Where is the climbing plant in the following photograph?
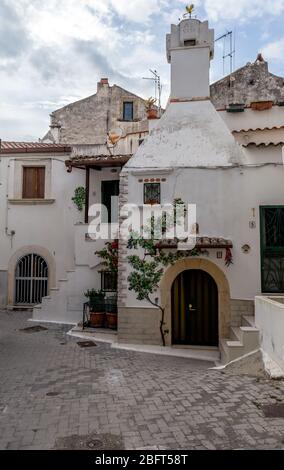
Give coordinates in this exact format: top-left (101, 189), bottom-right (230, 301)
top-left (127, 199), bottom-right (204, 346)
top-left (72, 186), bottom-right (86, 212)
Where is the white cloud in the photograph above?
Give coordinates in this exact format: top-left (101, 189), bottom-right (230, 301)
top-left (262, 37), bottom-right (284, 60)
top-left (203, 0), bottom-right (284, 22)
top-left (1, 0), bottom-right (284, 140)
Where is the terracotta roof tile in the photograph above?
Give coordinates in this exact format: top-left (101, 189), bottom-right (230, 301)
top-left (233, 125), bottom-right (284, 134)
top-left (0, 141), bottom-right (71, 154)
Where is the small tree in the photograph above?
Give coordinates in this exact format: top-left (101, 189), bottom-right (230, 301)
top-left (127, 200), bottom-right (202, 346)
top-left (96, 241), bottom-right (119, 291)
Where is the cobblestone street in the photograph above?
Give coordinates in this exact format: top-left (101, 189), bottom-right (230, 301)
top-left (0, 311), bottom-right (284, 450)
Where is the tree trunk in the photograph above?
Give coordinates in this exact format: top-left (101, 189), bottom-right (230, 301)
top-left (146, 296), bottom-right (166, 346)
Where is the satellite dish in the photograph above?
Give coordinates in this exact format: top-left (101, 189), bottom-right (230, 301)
top-left (108, 127), bottom-right (123, 145)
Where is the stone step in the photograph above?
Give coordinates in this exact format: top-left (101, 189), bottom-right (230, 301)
top-left (242, 315), bottom-right (256, 327)
top-left (220, 338), bottom-right (245, 364)
top-left (231, 326), bottom-right (260, 352)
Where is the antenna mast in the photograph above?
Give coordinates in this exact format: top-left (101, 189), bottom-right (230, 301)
top-left (215, 30), bottom-right (236, 75)
top-left (142, 69), bottom-right (162, 116)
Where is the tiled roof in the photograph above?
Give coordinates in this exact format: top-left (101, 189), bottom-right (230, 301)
top-left (0, 141), bottom-right (71, 154)
top-left (67, 154), bottom-right (132, 168)
top-left (233, 126), bottom-right (284, 133)
top-left (243, 142), bottom-right (284, 147)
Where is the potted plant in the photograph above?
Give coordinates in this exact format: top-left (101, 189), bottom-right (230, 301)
top-left (145, 97), bottom-right (158, 119)
top-left (105, 295), bottom-right (118, 330)
top-left (96, 241), bottom-right (118, 329)
top-left (84, 289), bottom-right (105, 328)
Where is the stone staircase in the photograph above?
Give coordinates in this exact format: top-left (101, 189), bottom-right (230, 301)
top-left (220, 315), bottom-right (260, 364)
top-left (32, 267), bottom-right (95, 325)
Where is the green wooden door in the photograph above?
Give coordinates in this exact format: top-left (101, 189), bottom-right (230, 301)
top-left (171, 270), bottom-right (218, 346)
top-left (260, 206), bottom-right (284, 293)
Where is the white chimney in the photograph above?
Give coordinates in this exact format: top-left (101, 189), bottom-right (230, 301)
top-left (124, 16), bottom-right (246, 170)
top-left (166, 19), bottom-right (214, 101)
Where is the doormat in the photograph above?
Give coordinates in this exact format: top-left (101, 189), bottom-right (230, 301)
top-left (54, 432), bottom-right (124, 450)
top-left (262, 403), bottom-right (284, 418)
top-left (20, 325), bottom-right (48, 333)
top-left (77, 341), bottom-right (97, 348)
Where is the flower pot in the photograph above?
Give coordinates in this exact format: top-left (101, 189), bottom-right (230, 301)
top-left (90, 311), bottom-right (105, 328)
top-left (146, 108), bottom-right (158, 120)
top-left (226, 103), bottom-right (245, 113)
top-left (251, 101), bottom-right (273, 111)
top-left (106, 312), bottom-right (117, 330)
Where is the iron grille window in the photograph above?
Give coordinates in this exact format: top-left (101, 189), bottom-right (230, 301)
top-left (15, 253), bottom-right (48, 304)
top-left (260, 206), bottom-right (284, 293)
top-left (144, 183), bottom-right (161, 205)
top-left (101, 271), bottom-right (117, 292)
top-left (123, 102), bottom-right (134, 121)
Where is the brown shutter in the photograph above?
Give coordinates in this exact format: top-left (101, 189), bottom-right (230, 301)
top-left (23, 167), bottom-right (45, 199)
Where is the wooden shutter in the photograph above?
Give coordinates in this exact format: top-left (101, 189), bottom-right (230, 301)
top-left (22, 167), bottom-right (45, 199)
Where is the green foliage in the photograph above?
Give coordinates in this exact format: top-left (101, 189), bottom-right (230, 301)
top-left (144, 97), bottom-right (157, 110)
top-left (72, 186), bottom-right (86, 212)
top-left (127, 199), bottom-right (200, 304)
top-left (96, 241), bottom-right (118, 275)
top-left (84, 289), bottom-right (105, 301)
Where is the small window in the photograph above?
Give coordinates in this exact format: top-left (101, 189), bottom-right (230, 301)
top-left (123, 102), bottom-right (134, 121)
top-left (144, 183), bottom-right (161, 205)
top-left (184, 39), bottom-right (196, 46)
top-left (101, 271), bottom-right (117, 292)
top-left (22, 167), bottom-right (45, 199)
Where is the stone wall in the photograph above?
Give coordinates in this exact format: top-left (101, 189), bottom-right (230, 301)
top-left (117, 171), bottom-right (129, 308)
top-left (230, 299), bottom-right (255, 327)
top-left (45, 80), bottom-right (148, 145)
top-left (118, 307), bottom-right (162, 345)
top-left (211, 60), bottom-right (284, 109)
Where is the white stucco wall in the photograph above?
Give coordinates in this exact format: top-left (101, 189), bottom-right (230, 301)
top-left (255, 296), bottom-right (284, 371)
top-left (122, 161), bottom-right (284, 309)
top-left (0, 152), bottom-right (85, 306)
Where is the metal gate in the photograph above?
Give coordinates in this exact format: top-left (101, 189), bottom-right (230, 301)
top-left (15, 254), bottom-right (48, 305)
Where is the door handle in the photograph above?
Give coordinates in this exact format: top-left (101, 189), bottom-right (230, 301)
top-left (189, 304), bottom-right (197, 312)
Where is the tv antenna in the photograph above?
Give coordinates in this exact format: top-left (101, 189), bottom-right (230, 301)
top-left (215, 30), bottom-right (236, 75)
top-left (142, 69), bottom-right (162, 115)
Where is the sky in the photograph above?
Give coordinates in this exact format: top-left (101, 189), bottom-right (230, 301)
top-left (1, 0), bottom-right (284, 141)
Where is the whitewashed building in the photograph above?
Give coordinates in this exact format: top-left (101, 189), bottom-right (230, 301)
top-left (0, 81), bottom-right (149, 321)
top-left (1, 15), bottom-right (284, 367)
top-left (117, 17), bottom-right (284, 363)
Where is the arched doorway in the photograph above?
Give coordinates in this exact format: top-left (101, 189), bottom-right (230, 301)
top-left (15, 253), bottom-right (48, 305)
top-left (171, 269), bottom-right (218, 346)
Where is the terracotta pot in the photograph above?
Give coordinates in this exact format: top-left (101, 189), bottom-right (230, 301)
top-left (90, 311), bottom-right (105, 328)
top-left (251, 101), bottom-right (273, 111)
top-left (146, 108), bottom-right (158, 120)
top-left (106, 312), bottom-right (117, 330)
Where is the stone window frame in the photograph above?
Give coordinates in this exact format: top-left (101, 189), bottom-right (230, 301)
top-left (119, 97), bottom-right (140, 122)
top-left (8, 158), bottom-right (54, 204)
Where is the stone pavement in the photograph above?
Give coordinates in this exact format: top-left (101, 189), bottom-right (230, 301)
top-left (0, 311), bottom-right (284, 450)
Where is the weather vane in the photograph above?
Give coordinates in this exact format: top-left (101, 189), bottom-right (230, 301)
top-left (184, 4), bottom-right (195, 18)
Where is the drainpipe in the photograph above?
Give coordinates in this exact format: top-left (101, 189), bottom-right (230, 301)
top-left (5, 160), bottom-right (16, 248)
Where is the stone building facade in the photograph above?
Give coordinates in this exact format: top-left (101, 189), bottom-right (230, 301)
top-left (43, 78), bottom-right (149, 145)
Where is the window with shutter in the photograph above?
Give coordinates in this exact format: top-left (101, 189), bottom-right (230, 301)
top-left (22, 167), bottom-right (45, 199)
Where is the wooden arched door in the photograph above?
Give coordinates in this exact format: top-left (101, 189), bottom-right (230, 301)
top-left (171, 269), bottom-right (218, 346)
